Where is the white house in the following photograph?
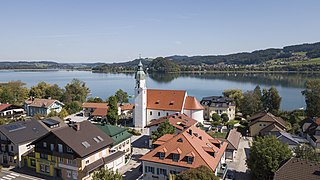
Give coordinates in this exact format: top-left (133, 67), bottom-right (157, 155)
top-left (24, 98), bottom-right (64, 117)
top-left (133, 61), bottom-right (204, 128)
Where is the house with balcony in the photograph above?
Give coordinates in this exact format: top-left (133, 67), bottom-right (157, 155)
top-left (24, 98), bottom-right (64, 117)
top-left (200, 96), bottom-right (236, 121)
top-left (0, 119), bottom-right (48, 167)
top-left (95, 123), bottom-right (132, 162)
top-left (26, 121), bottom-right (125, 180)
top-left (0, 103), bottom-right (25, 119)
top-left (140, 126), bottom-right (228, 180)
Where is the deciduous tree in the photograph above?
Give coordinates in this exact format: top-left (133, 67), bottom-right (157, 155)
top-left (302, 80), bottom-right (320, 118)
top-left (151, 120), bottom-right (175, 141)
top-left (107, 96), bottom-right (119, 125)
top-left (176, 165), bottom-right (218, 180)
top-left (93, 168), bottom-right (122, 180)
top-left (247, 136), bottom-right (292, 179)
top-left (261, 87), bottom-right (281, 115)
top-left (223, 89), bottom-right (243, 109)
top-left (63, 79), bottom-right (90, 103)
top-left (115, 89), bottom-right (129, 105)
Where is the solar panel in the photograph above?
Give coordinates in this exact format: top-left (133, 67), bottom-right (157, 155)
top-left (81, 141), bottom-right (91, 148)
top-left (42, 119), bottom-right (60, 126)
top-left (5, 123), bottom-right (26, 132)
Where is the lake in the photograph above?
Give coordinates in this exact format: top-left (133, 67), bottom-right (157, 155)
top-left (0, 70), bottom-right (318, 110)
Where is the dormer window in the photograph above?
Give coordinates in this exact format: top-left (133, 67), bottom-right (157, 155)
top-left (169, 101), bottom-right (174, 105)
top-left (156, 100), bottom-right (160, 104)
top-left (172, 154), bottom-right (180, 162)
top-left (187, 156), bottom-right (194, 164)
top-left (159, 152), bottom-right (165, 160)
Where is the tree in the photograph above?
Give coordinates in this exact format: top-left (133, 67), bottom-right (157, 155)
top-left (58, 108), bottom-right (69, 119)
top-left (176, 165), bottom-right (218, 180)
top-left (65, 101), bottom-right (82, 114)
top-left (221, 113), bottom-right (229, 122)
top-left (223, 89), bottom-right (243, 109)
top-left (211, 113), bottom-right (221, 122)
top-left (302, 80), bottom-right (320, 118)
top-left (92, 167), bottom-right (122, 180)
top-left (30, 82), bottom-right (63, 101)
top-left (63, 79), bottom-right (90, 103)
top-left (47, 110), bottom-right (58, 118)
top-left (151, 120), bottom-right (175, 141)
top-left (115, 89), bottom-right (129, 105)
top-left (261, 87), bottom-right (281, 115)
top-left (107, 96), bottom-right (119, 125)
top-left (148, 57), bottom-right (180, 73)
top-left (0, 81), bottom-right (29, 105)
top-left (294, 145), bottom-right (320, 162)
top-left (87, 97), bottom-right (104, 103)
top-left (247, 136), bottom-right (292, 179)
top-left (240, 87), bottom-right (263, 117)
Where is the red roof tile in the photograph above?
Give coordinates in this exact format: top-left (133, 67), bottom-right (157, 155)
top-left (184, 96), bottom-right (204, 110)
top-left (140, 126), bottom-right (228, 172)
top-left (92, 108), bottom-right (109, 116)
top-left (0, 104), bottom-right (11, 111)
top-left (147, 89), bottom-right (186, 111)
top-left (82, 102), bottom-right (108, 109)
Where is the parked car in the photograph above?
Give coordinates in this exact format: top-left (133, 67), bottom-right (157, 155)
top-left (225, 170), bottom-right (235, 180)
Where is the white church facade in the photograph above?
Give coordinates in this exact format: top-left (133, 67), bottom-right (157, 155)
top-left (133, 61), bottom-right (204, 128)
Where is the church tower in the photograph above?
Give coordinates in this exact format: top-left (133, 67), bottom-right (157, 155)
top-left (133, 60), bottom-right (147, 128)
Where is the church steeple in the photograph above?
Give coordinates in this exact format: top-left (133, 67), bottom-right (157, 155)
top-left (134, 58), bottom-right (147, 128)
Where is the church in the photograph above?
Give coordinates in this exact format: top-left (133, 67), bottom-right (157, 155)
top-left (133, 61), bottom-right (204, 128)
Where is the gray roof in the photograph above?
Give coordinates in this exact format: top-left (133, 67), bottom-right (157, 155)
top-left (226, 129), bottom-right (241, 150)
top-left (200, 96), bottom-right (235, 107)
top-left (49, 121), bottom-right (114, 157)
top-left (0, 119), bottom-right (49, 144)
top-left (276, 132), bottom-right (309, 145)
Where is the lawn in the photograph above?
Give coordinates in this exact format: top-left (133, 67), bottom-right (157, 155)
top-left (289, 58), bottom-right (320, 66)
top-left (293, 51), bottom-right (307, 56)
top-left (207, 131), bottom-right (228, 139)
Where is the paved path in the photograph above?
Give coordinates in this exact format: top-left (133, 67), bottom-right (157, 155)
top-left (0, 170), bottom-right (45, 180)
top-left (227, 137), bottom-right (252, 179)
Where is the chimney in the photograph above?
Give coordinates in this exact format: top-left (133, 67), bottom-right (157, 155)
top-left (48, 97), bottom-right (51, 100)
top-left (73, 123), bottom-right (80, 131)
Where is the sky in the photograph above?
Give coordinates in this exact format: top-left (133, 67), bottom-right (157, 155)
top-left (0, 0), bottom-right (320, 63)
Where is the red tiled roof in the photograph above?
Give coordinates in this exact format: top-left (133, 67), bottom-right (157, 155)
top-left (140, 126), bottom-right (228, 172)
top-left (0, 104), bottom-right (11, 111)
top-left (147, 89), bottom-right (186, 111)
top-left (119, 103), bottom-right (134, 111)
top-left (146, 113), bottom-right (197, 130)
top-left (92, 108), bottom-right (109, 116)
top-left (184, 96), bottom-right (204, 110)
top-left (82, 102), bottom-right (108, 109)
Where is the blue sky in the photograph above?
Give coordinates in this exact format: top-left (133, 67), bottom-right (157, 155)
top-left (1, 0), bottom-right (320, 63)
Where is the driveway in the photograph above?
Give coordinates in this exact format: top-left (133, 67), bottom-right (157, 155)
top-left (227, 137), bottom-right (252, 179)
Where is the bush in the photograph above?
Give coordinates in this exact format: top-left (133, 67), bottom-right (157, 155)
top-left (211, 113), bottom-right (221, 122)
top-left (127, 128), bottom-right (141, 136)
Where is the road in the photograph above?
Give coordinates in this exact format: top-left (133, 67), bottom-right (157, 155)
top-left (0, 170), bottom-right (44, 180)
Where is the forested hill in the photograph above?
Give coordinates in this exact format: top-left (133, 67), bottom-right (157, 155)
top-left (167, 42), bottom-right (320, 65)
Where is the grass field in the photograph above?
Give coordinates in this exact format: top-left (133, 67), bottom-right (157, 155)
top-left (289, 58), bottom-right (320, 66)
top-left (207, 132), bottom-right (228, 139)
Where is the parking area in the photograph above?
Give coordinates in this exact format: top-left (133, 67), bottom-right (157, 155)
top-left (226, 137), bottom-right (252, 180)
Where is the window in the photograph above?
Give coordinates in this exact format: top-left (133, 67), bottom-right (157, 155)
top-left (166, 113), bottom-right (169, 116)
top-left (159, 152), bottom-right (164, 160)
top-left (126, 140), bottom-right (129, 144)
top-left (67, 170), bottom-right (71, 178)
top-left (58, 144), bottom-right (63, 153)
top-left (158, 112), bottom-right (160, 116)
top-left (145, 166), bottom-right (155, 174)
top-left (86, 160), bottom-right (89, 164)
top-left (157, 168), bottom-right (167, 175)
top-left (40, 153), bottom-right (48, 159)
top-left (170, 170), bottom-right (178, 175)
top-left (43, 142), bottom-right (47, 148)
top-left (58, 157), bottom-right (63, 163)
top-left (67, 159), bottom-right (76, 165)
top-left (150, 111), bottom-right (152, 115)
top-left (72, 171), bottom-right (78, 179)
top-left (30, 159), bottom-right (36, 167)
top-left (40, 164), bottom-right (50, 173)
top-left (187, 156), bottom-right (194, 164)
top-left (172, 154), bottom-right (179, 162)
top-left (50, 144), bottom-right (54, 151)
top-left (67, 146), bottom-right (73, 153)
top-left (11, 146), bottom-right (13, 151)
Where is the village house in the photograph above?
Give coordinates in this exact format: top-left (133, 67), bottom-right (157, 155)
top-left (26, 121), bottom-right (125, 180)
top-left (224, 129), bottom-right (241, 161)
top-left (0, 119), bottom-right (48, 167)
top-left (24, 98), bottom-right (64, 117)
top-left (300, 117), bottom-right (320, 149)
top-left (140, 126), bottom-right (228, 180)
top-left (0, 103), bottom-right (25, 119)
top-left (274, 131), bottom-right (309, 150)
top-left (200, 96), bottom-right (236, 121)
top-left (134, 61), bottom-right (204, 128)
top-left (95, 123), bottom-right (132, 161)
top-left (274, 158), bottom-right (320, 180)
top-left (82, 102), bottom-right (133, 120)
top-left (248, 112), bottom-right (287, 137)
